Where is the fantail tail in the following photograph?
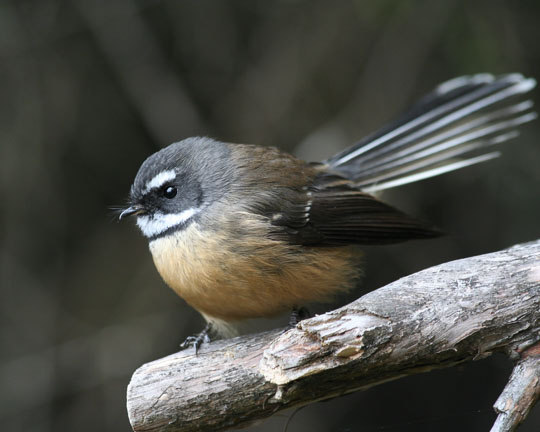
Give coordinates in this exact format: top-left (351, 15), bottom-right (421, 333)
top-left (325, 73), bottom-right (537, 193)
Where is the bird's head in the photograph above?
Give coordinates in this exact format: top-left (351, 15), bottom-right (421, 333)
top-left (119, 137), bottom-right (232, 240)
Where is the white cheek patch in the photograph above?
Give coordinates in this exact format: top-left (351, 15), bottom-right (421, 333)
top-left (136, 208), bottom-right (199, 238)
top-left (144, 169), bottom-right (176, 193)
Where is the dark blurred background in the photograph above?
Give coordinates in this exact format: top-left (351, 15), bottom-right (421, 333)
top-left (1, 1), bottom-right (539, 431)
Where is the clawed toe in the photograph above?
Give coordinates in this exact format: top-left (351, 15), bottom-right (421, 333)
top-left (289, 306), bottom-right (311, 327)
top-left (180, 323), bottom-right (212, 354)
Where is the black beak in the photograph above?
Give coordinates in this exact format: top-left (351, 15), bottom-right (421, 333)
top-left (119, 205), bottom-right (146, 220)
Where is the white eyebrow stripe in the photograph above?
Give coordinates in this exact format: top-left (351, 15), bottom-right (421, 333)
top-left (144, 169), bottom-right (176, 193)
top-left (136, 208), bottom-right (199, 238)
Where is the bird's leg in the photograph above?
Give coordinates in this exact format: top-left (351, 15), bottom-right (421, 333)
top-left (180, 322), bottom-right (212, 354)
top-left (289, 306), bottom-right (311, 327)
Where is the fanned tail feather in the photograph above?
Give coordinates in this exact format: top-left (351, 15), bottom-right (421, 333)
top-left (325, 73), bottom-right (537, 192)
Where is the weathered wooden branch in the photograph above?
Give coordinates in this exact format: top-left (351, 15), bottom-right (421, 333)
top-left (492, 342), bottom-right (540, 432)
top-left (127, 240), bottom-right (540, 432)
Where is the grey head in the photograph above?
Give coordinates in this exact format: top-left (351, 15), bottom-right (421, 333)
top-left (120, 137), bottom-right (233, 240)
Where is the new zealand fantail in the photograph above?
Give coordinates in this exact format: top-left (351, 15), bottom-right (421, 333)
top-left (120, 73), bottom-right (536, 350)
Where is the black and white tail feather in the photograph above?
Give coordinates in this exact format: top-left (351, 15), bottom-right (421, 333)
top-left (325, 73), bottom-right (537, 192)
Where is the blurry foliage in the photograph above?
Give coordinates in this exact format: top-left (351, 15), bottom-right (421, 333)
top-left (0, 1), bottom-right (539, 431)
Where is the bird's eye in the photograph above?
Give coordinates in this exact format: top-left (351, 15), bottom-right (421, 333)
top-left (163, 186), bottom-right (177, 199)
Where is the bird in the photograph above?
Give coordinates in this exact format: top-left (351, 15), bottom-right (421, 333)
top-left (119, 73), bottom-right (536, 351)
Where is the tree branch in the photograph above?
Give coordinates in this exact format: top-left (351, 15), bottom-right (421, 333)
top-left (127, 240), bottom-right (540, 432)
top-left (492, 341), bottom-right (540, 432)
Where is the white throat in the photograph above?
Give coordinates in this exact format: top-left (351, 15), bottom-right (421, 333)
top-left (137, 208), bottom-right (200, 238)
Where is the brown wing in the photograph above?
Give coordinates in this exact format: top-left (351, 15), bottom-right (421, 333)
top-left (268, 170), bottom-right (441, 246)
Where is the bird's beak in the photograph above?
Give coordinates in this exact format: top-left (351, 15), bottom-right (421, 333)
top-left (119, 205), bottom-right (146, 220)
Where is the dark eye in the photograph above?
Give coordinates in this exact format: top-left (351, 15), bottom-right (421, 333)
top-left (163, 186), bottom-right (177, 199)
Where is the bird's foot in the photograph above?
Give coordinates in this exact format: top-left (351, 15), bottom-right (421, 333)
top-left (289, 306), bottom-right (311, 327)
top-left (180, 323), bottom-right (212, 354)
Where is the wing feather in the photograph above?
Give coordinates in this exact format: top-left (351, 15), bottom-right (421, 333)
top-left (268, 176), bottom-right (440, 246)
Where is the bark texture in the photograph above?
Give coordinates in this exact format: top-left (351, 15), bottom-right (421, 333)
top-left (127, 240), bottom-right (540, 432)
